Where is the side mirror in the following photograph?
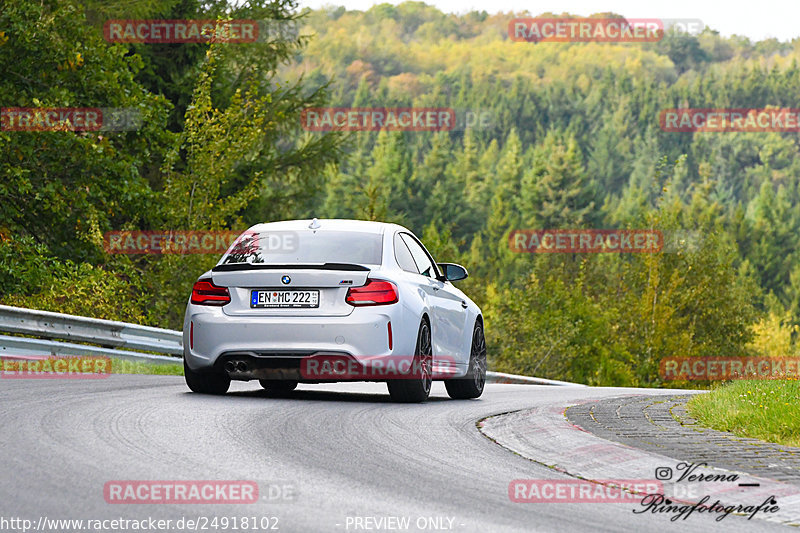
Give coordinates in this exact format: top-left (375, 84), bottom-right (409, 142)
top-left (437, 263), bottom-right (468, 282)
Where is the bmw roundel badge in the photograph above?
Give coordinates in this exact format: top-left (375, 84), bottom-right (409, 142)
top-left (281, 275), bottom-right (291, 285)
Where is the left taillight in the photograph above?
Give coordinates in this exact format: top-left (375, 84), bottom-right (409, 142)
top-left (346, 279), bottom-right (398, 306)
top-left (191, 278), bottom-right (231, 306)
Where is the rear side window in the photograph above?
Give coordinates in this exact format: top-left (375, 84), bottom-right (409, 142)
top-left (394, 234), bottom-right (419, 273)
top-left (221, 230), bottom-right (383, 265)
top-left (400, 233), bottom-right (438, 278)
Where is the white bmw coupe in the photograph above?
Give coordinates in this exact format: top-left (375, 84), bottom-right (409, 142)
top-left (182, 219), bottom-right (485, 402)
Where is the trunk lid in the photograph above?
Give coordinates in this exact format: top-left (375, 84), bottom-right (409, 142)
top-left (212, 263), bottom-right (370, 317)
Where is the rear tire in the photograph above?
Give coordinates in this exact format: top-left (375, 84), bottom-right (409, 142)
top-left (259, 380), bottom-right (299, 394)
top-left (184, 359), bottom-right (230, 395)
top-left (387, 319), bottom-right (432, 403)
top-left (445, 321), bottom-right (486, 400)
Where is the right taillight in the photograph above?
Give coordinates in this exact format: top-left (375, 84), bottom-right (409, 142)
top-left (191, 278), bottom-right (231, 306)
top-left (346, 279), bottom-right (398, 306)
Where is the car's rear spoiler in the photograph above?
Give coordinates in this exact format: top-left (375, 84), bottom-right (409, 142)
top-left (212, 262), bottom-right (370, 273)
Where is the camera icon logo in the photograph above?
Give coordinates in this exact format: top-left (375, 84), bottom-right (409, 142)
top-left (655, 467), bottom-right (673, 480)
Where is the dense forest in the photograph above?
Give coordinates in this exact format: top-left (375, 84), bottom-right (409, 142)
top-left (3, 0), bottom-right (800, 386)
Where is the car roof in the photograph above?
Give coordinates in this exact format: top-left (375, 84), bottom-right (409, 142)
top-left (246, 218), bottom-right (411, 236)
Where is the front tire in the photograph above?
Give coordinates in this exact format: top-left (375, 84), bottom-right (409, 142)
top-left (445, 321), bottom-right (486, 399)
top-left (184, 359), bottom-right (230, 395)
top-left (387, 319), bottom-right (432, 403)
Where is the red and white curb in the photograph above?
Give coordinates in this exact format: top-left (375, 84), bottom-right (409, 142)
top-left (479, 397), bottom-right (800, 526)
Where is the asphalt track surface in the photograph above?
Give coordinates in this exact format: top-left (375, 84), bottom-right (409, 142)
top-left (0, 376), bottom-right (788, 532)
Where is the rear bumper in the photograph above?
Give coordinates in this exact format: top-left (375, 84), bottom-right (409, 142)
top-left (208, 351), bottom-right (449, 382)
top-left (184, 304), bottom-right (410, 370)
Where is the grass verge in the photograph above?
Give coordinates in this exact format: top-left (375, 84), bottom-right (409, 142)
top-left (110, 359), bottom-right (183, 376)
top-left (687, 379), bottom-right (800, 448)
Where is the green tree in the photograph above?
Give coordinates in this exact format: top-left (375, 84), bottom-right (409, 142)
top-left (519, 130), bottom-right (596, 228)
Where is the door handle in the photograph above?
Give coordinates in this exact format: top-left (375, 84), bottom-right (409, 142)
top-left (461, 300), bottom-right (468, 309)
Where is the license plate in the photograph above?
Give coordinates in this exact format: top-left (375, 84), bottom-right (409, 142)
top-left (250, 290), bottom-right (319, 308)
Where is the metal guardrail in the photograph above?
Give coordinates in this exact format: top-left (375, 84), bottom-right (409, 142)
top-left (0, 305), bottom-right (180, 364)
top-left (485, 371), bottom-right (586, 386)
top-left (0, 304), bottom-right (584, 384)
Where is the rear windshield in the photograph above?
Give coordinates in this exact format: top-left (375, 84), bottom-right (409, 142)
top-left (221, 230), bottom-right (383, 265)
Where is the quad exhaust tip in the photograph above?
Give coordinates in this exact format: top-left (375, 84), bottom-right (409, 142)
top-left (224, 361), bottom-right (248, 373)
